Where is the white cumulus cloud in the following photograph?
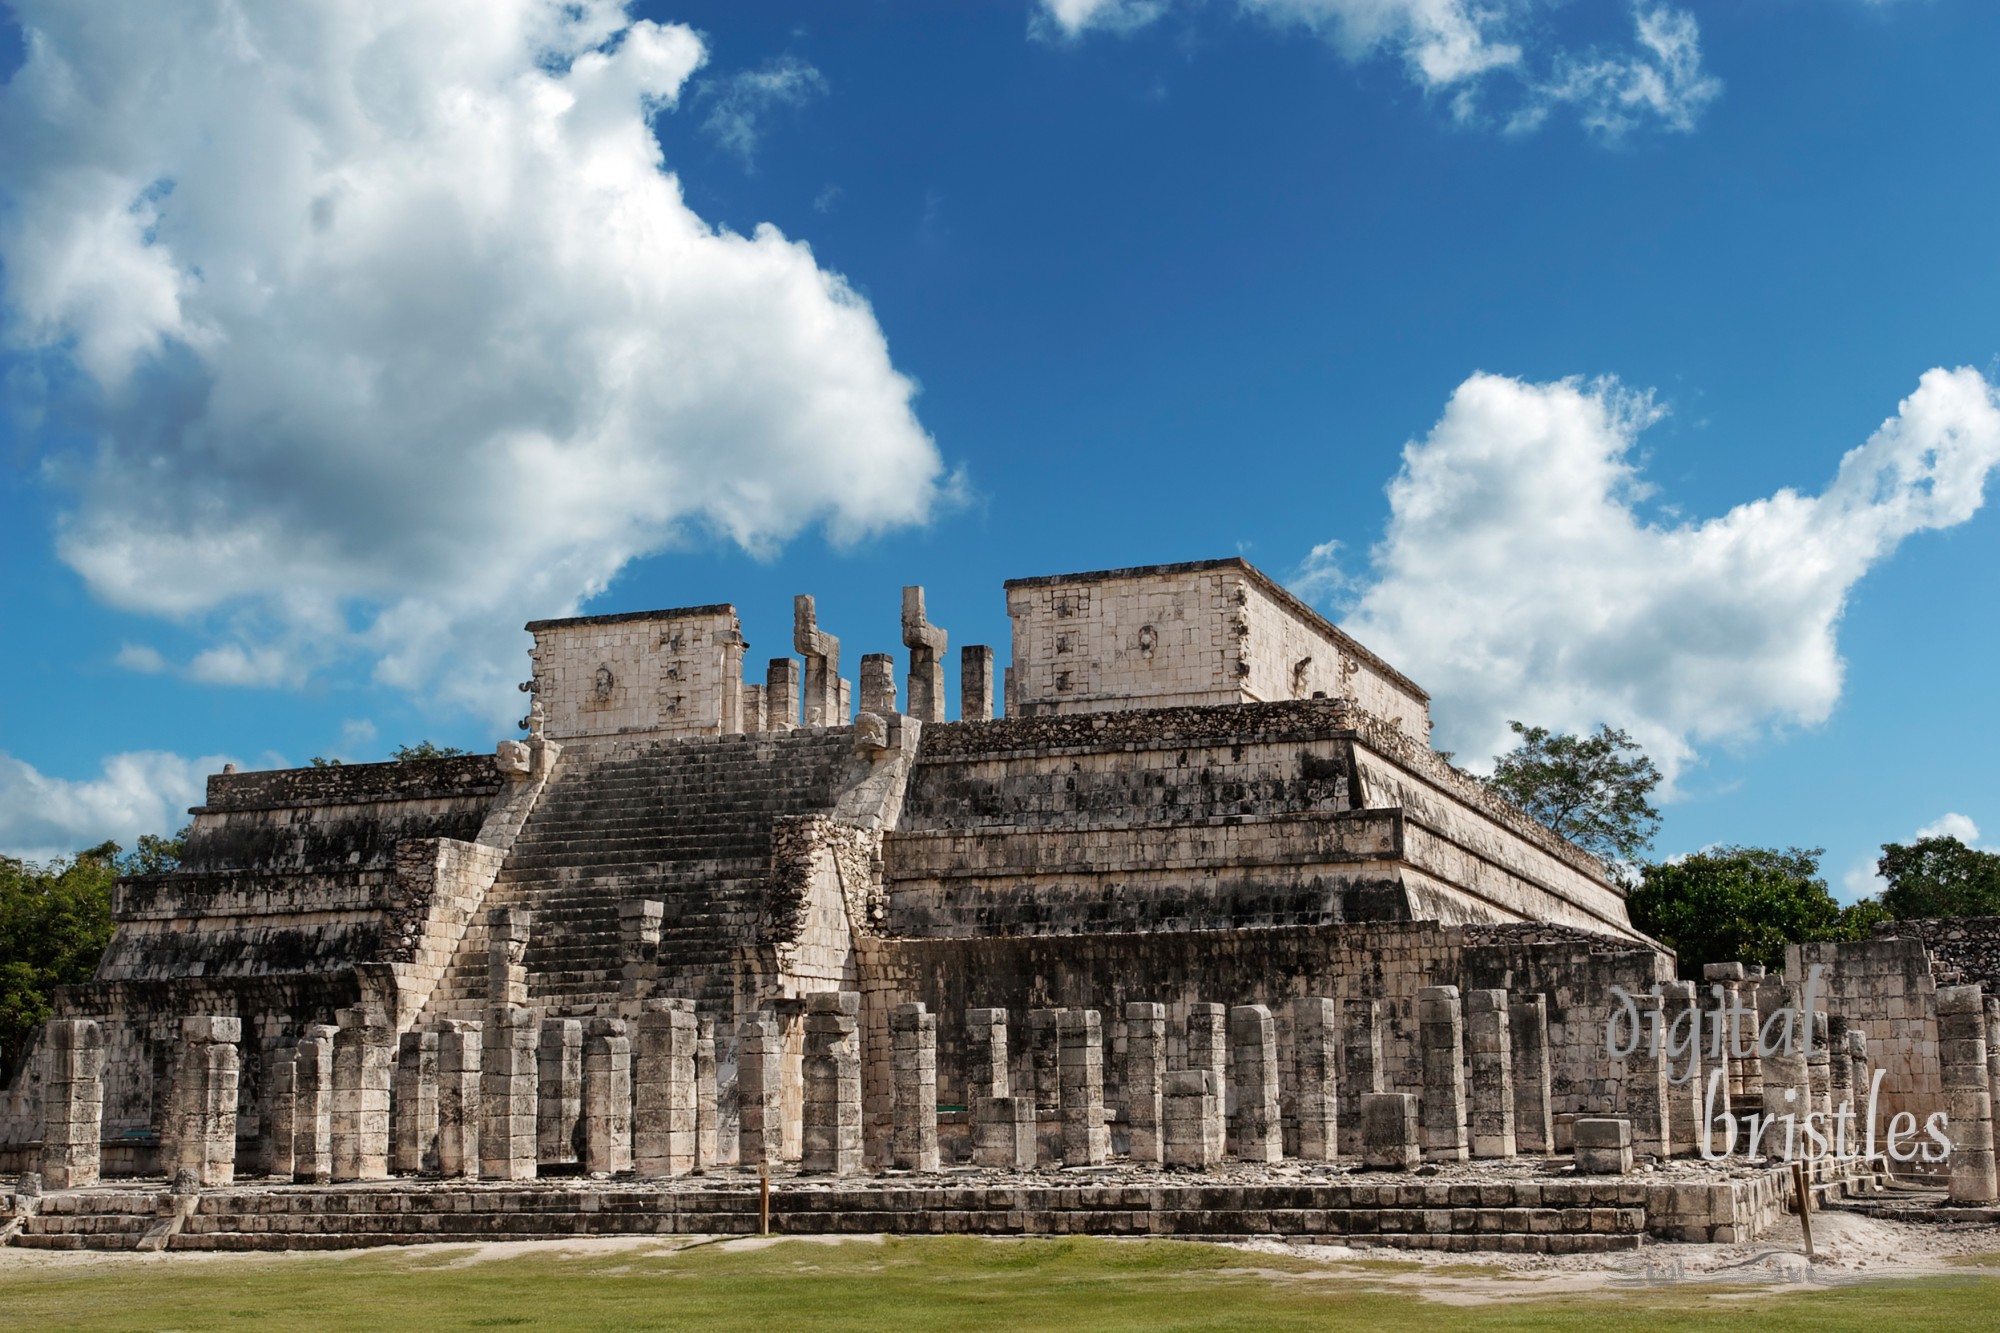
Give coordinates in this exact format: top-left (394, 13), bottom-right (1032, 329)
top-left (1038, 0), bottom-right (1719, 137)
top-left (0, 1), bottom-right (949, 723)
top-left (0, 750), bottom-right (231, 865)
top-left (1307, 367), bottom-right (2000, 786)
top-left (1840, 813), bottom-right (1985, 901)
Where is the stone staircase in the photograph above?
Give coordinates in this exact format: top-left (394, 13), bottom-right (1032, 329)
top-left (420, 729), bottom-right (858, 1024)
top-left (10, 1189), bottom-right (175, 1250)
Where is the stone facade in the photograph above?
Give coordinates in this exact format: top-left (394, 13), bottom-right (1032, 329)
top-left (3, 557), bottom-right (1984, 1250)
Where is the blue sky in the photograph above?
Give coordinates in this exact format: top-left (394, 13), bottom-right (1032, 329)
top-left (2, 0), bottom-right (1997, 900)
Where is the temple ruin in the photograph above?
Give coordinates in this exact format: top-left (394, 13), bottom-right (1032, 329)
top-left (2, 557), bottom-right (1995, 1251)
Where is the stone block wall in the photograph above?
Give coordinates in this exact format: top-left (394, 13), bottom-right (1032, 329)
top-left (527, 606), bottom-right (748, 742)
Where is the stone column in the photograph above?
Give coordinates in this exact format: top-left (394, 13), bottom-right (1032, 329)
top-left (901, 586), bottom-right (948, 724)
top-left (1340, 999), bottom-right (1384, 1157)
top-left (695, 1017), bottom-right (719, 1171)
top-left (163, 1016), bottom-right (241, 1188)
top-left (1845, 1029), bottom-right (1871, 1151)
top-left (737, 1016), bottom-right (783, 1167)
top-left (1123, 1002), bottom-right (1166, 1165)
top-left (1938, 983), bottom-right (1998, 1203)
top-left (767, 658), bottom-right (801, 730)
top-left (488, 907), bottom-right (532, 1007)
top-left (635, 999), bottom-right (697, 1177)
top-left (618, 898), bottom-right (664, 1001)
top-left (965, 1008), bottom-right (1010, 1101)
top-left (437, 1020), bottom-right (481, 1179)
top-left (265, 1059), bottom-right (297, 1182)
top-left (294, 1023), bottom-right (336, 1184)
top-left (1508, 994), bottom-right (1553, 1154)
top-left (332, 1005), bottom-right (391, 1182)
top-left (859, 653), bottom-right (898, 718)
top-left (1163, 1071), bottom-right (1222, 1169)
top-left (1359, 1093), bottom-right (1420, 1170)
top-left (392, 1030), bottom-right (440, 1175)
top-left (1807, 1010), bottom-right (1833, 1129)
top-left (1228, 1005), bottom-right (1281, 1162)
top-left (960, 646), bottom-right (995, 723)
top-left (582, 1018), bottom-right (633, 1175)
top-left (794, 595), bottom-right (841, 728)
top-left (973, 1096), bottom-right (1037, 1169)
top-left (1984, 999), bottom-right (2000, 1150)
top-left (39, 1018), bottom-right (104, 1189)
top-left (1755, 979), bottom-right (1809, 1160)
top-left (1464, 989), bottom-right (1516, 1159)
top-left (741, 682), bottom-right (766, 734)
top-left (890, 1003), bottom-right (940, 1171)
top-left (1028, 1007), bottom-right (1066, 1164)
top-left (1827, 1015), bottom-right (1856, 1158)
top-left (802, 991), bottom-right (862, 1175)
top-left (1418, 986), bottom-right (1468, 1163)
top-left (1289, 998), bottom-right (1337, 1162)
top-left (537, 1018), bottom-right (583, 1166)
top-left (480, 1005), bottom-right (539, 1181)
top-left (1059, 1009), bottom-right (1109, 1166)
top-left (1187, 1003), bottom-right (1229, 1162)
top-left (1663, 981), bottom-right (1704, 1159)
top-left (1617, 988), bottom-right (1670, 1159)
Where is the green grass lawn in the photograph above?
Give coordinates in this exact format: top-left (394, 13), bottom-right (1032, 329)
top-left (4, 1237), bottom-right (1999, 1332)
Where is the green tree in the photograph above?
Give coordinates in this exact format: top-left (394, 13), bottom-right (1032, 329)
top-left (392, 741), bottom-right (470, 761)
top-left (1628, 845), bottom-right (1882, 976)
top-left (1486, 721), bottom-right (1663, 862)
top-left (1875, 835), bottom-right (2000, 918)
top-left (0, 830), bottom-right (185, 1083)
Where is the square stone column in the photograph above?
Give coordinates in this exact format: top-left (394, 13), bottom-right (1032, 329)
top-left (480, 1005), bottom-right (539, 1181)
top-left (1359, 1093), bottom-right (1420, 1170)
top-left (1186, 1003), bottom-right (1228, 1162)
top-left (1508, 994), bottom-right (1554, 1154)
top-left (1417, 986), bottom-right (1468, 1163)
top-left (1617, 988), bottom-right (1670, 1159)
top-left (960, 646), bottom-right (995, 722)
top-left (1704, 963), bottom-right (1757, 1107)
top-left (1576, 1117), bottom-right (1634, 1175)
top-left (582, 1018), bottom-right (633, 1175)
top-left (859, 653), bottom-right (898, 717)
top-left (332, 1006), bottom-right (391, 1182)
top-left (1662, 982), bottom-right (1704, 1158)
top-left (1163, 1071), bottom-right (1222, 1169)
top-left (40, 1018), bottom-right (105, 1189)
top-left (1938, 983), bottom-right (1999, 1203)
top-left (537, 1018), bottom-right (583, 1166)
top-left (973, 1096), bottom-right (1036, 1169)
top-left (1122, 1002), bottom-right (1166, 1165)
top-left (294, 1023), bottom-right (336, 1184)
top-left (392, 1030), bottom-right (440, 1175)
top-left (1984, 999), bottom-right (2000, 1150)
top-left (1339, 999), bottom-right (1384, 1156)
top-left (635, 999), bottom-right (697, 1177)
top-left (1059, 1009), bottom-right (1109, 1166)
top-left (794, 595), bottom-right (841, 728)
top-left (163, 1016), bottom-right (242, 1188)
top-left (265, 1059), bottom-right (297, 1182)
top-left (1464, 989), bottom-right (1516, 1159)
top-left (1228, 1005), bottom-right (1281, 1163)
top-left (1807, 1010), bottom-right (1833, 1128)
top-left (901, 586), bottom-right (949, 724)
top-left (1027, 1007), bottom-right (1067, 1164)
top-left (437, 1019), bottom-right (482, 1179)
top-left (695, 1017), bottom-right (719, 1171)
top-left (737, 1016), bottom-right (783, 1166)
top-left (890, 1003), bottom-right (941, 1171)
top-left (802, 991), bottom-right (862, 1175)
top-left (1755, 979), bottom-right (1809, 1158)
top-left (1290, 998), bottom-right (1338, 1162)
top-left (766, 658), bottom-right (801, 730)
top-left (965, 1008), bottom-right (1010, 1101)
top-left (488, 907), bottom-right (532, 1008)
top-left (1845, 1029), bottom-right (1870, 1147)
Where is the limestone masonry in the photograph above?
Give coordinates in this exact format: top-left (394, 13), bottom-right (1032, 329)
top-left (2, 557), bottom-right (1992, 1251)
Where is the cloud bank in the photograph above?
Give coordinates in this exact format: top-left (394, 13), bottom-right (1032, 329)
top-left (1036, 0), bottom-right (1720, 138)
top-left (0, 750), bottom-right (231, 865)
top-left (1308, 368), bottom-right (2000, 784)
top-left (0, 1), bottom-right (948, 721)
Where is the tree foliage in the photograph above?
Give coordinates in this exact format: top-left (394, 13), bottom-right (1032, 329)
top-left (1628, 845), bottom-right (1882, 976)
top-left (1486, 721), bottom-right (1663, 862)
top-left (393, 741), bottom-right (470, 761)
top-left (1875, 835), bottom-right (2000, 918)
top-left (0, 829), bottom-right (185, 1083)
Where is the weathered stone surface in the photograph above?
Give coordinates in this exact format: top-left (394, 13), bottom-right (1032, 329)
top-left (1359, 1092), bottom-right (1419, 1170)
top-left (1509, 994), bottom-right (1554, 1155)
top-left (1290, 997), bottom-right (1338, 1162)
top-left (635, 1000), bottom-right (697, 1177)
top-left (1938, 984), bottom-right (1998, 1204)
top-left (480, 1006), bottom-right (538, 1181)
top-left (537, 1018), bottom-right (583, 1167)
top-left (1340, 998), bottom-right (1384, 1157)
top-left (582, 1018), bottom-right (633, 1175)
top-left (1418, 986), bottom-right (1468, 1163)
top-left (39, 1019), bottom-right (104, 1189)
top-left (1464, 989), bottom-right (1515, 1160)
top-left (437, 1020), bottom-right (481, 1180)
top-left (1059, 1009), bottom-right (1108, 1167)
top-left (332, 1005), bottom-right (392, 1182)
top-left (1163, 1071), bottom-right (1222, 1169)
top-left (736, 1016), bottom-right (782, 1167)
top-left (890, 1003), bottom-right (940, 1171)
top-left (972, 1095), bottom-right (1036, 1169)
top-left (392, 1031), bottom-right (440, 1175)
top-left (1228, 1005), bottom-right (1281, 1163)
top-left (1575, 1117), bottom-right (1634, 1176)
top-left (802, 991), bottom-right (862, 1175)
top-left (1123, 1002), bottom-right (1166, 1166)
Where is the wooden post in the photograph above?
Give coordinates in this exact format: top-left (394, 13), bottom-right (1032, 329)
top-left (1792, 1161), bottom-right (1815, 1261)
top-left (759, 1161), bottom-right (771, 1237)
